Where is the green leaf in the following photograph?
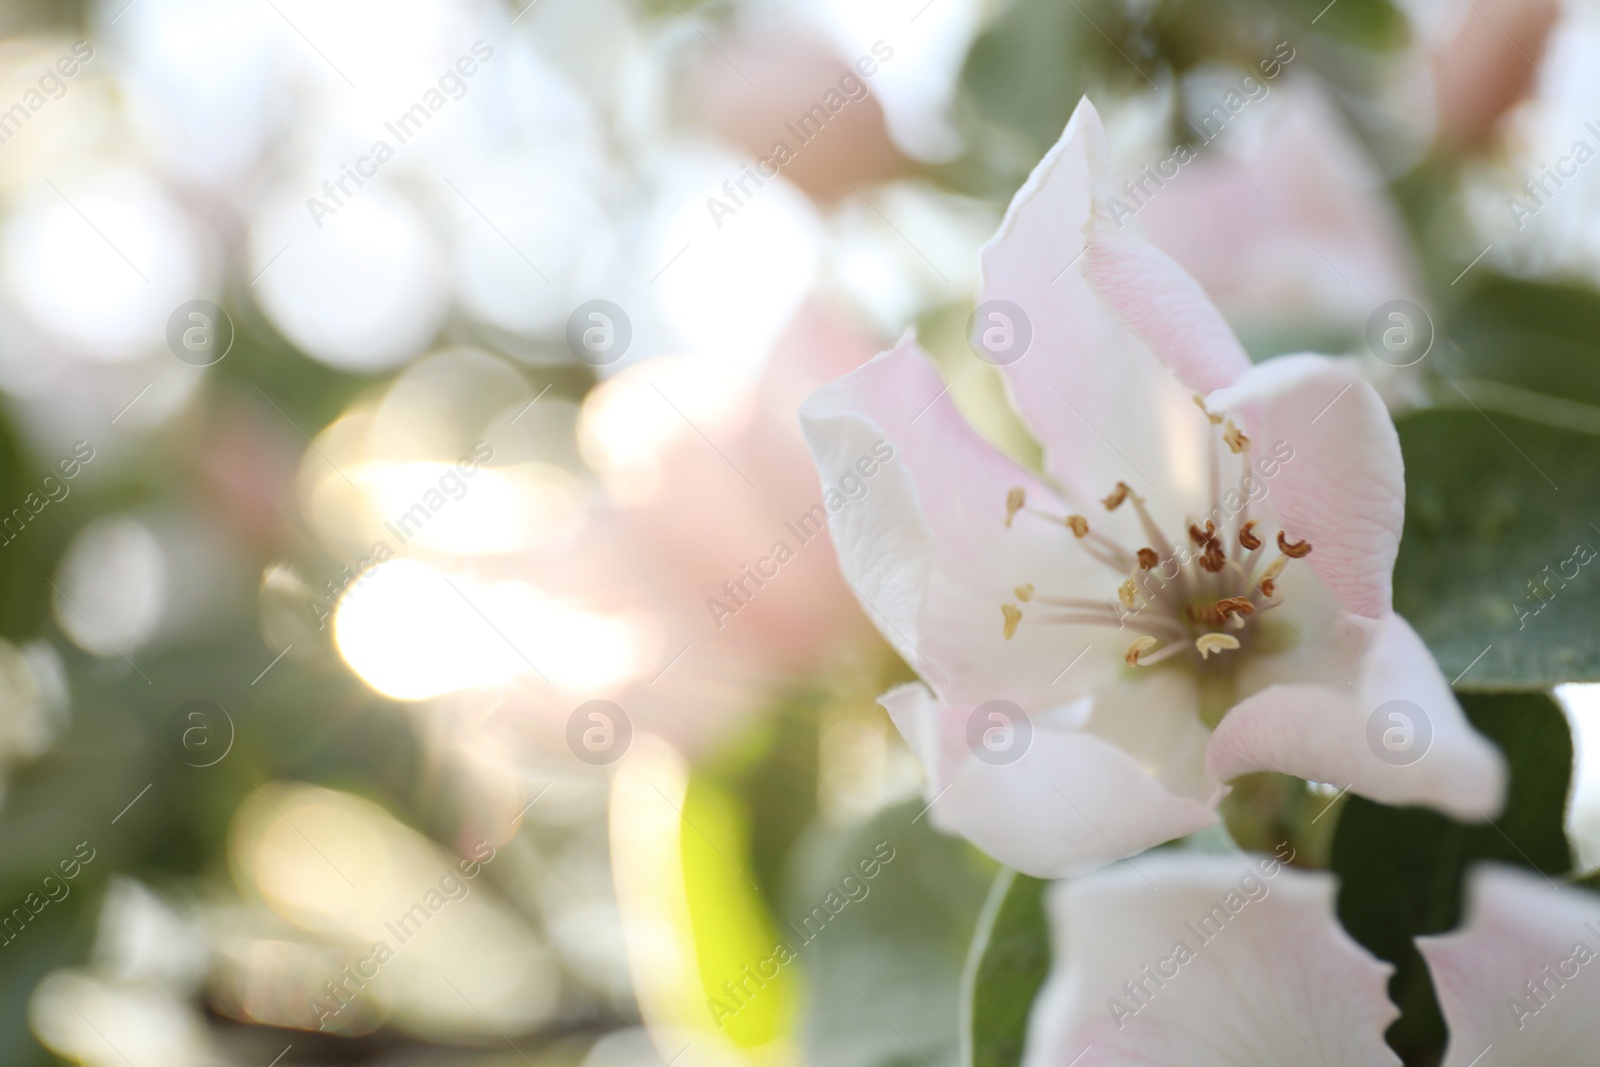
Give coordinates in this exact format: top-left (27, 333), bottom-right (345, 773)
top-left (1329, 692), bottom-right (1573, 1064)
top-left (1393, 408), bottom-right (1600, 687)
top-left (790, 800), bottom-right (994, 1067)
top-left (962, 868), bottom-right (1051, 1067)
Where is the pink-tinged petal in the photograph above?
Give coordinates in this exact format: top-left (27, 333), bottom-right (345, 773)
top-left (978, 98), bottom-right (1224, 523)
top-left (880, 681), bottom-right (966, 797)
top-left (1082, 230), bottom-right (1253, 395)
top-left (1208, 354), bottom-right (1404, 619)
top-left (1207, 613), bottom-right (1507, 820)
top-left (1419, 866), bottom-right (1599, 1067)
top-left (1023, 853), bottom-right (1400, 1067)
top-left (881, 683), bottom-right (1216, 879)
top-left (801, 334), bottom-right (1118, 708)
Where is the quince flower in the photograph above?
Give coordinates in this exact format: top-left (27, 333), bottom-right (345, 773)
top-left (799, 98), bottom-right (1504, 878)
top-left (1022, 852), bottom-right (1401, 1067)
top-left (1419, 865), bottom-right (1600, 1066)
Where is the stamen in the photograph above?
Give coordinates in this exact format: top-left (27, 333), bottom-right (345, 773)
top-left (1238, 520), bottom-right (1262, 552)
top-left (1215, 596), bottom-right (1254, 619)
top-left (1222, 420), bottom-right (1250, 454)
top-left (1188, 521), bottom-right (1217, 546)
top-left (1001, 604), bottom-right (1022, 640)
top-left (1102, 482), bottom-right (1134, 510)
top-left (1065, 515), bottom-right (1090, 538)
top-left (1136, 548), bottom-right (1158, 570)
top-left (1005, 487), bottom-right (1026, 528)
top-left (1258, 555), bottom-right (1289, 599)
top-left (1277, 531), bottom-right (1312, 558)
top-left (1192, 395), bottom-right (1223, 425)
top-left (1014, 583), bottom-right (1035, 602)
top-left (1199, 540), bottom-right (1227, 573)
top-left (1195, 633), bottom-right (1241, 659)
top-left (1125, 636), bottom-right (1158, 666)
top-left (1118, 578), bottom-right (1138, 608)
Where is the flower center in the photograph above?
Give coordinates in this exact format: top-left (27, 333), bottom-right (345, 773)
top-left (1000, 397), bottom-right (1311, 670)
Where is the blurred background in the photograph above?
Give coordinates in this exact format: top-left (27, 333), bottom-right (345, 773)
top-left (0, 0), bottom-right (1598, 1063)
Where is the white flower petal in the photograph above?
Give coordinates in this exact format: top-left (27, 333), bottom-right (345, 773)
top-left (1419, 866), bottom-right (1600, 1067)
top-left (1207, 354), bottom-right (1404, 619)
top-left (800, 334), bottom-right (1117, 708)
top-left (979, 98), bottom-right (1227, 525)
top-left (1024, 853), bottom-right (1400, 1067)
top-left (1207, 613), bottom-right (1506, 820)
top-left (882, 683), bottom-right (1217, 879)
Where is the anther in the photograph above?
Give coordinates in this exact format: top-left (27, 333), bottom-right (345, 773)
top-left (1238, 520), bottom-right (1262, 551)
top-left (1005, 488), bottom-right (1026, 528)
top-left (1118, 579), bottom-right (1138, 608)
top-left (1065, 515), bottom-right (1090, 538)
top-left (1259, 555), bottom-right (1289, 598)
top-left (1189, 521), bottom-right (1217, 547)
top-left (1137, 548), bottom-right (1158, 570)
top-left (1222, 420), bottom-right (1250, 454)
top-left (1199, 541), bottom-right (1227, 573)
top-left (1002, 604), bottom-right (1022, 640)
top-left (1125, 636), bottom-right (1158, 666)
top-left (1195, 633), bottom-right (1241, 659)
top-left (1215, 596), bottom-right (1254, 619)
top-left (1277, 531), bottom-right (1312, 558)
top-left (1192, 395), bottom-right (1223, 425)
top-left (1015, 584), bottom-right (1035, 602)
top-left (1102, 482), bottom-right (1134, 510)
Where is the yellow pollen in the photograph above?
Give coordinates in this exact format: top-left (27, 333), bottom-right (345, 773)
top-left (1102, 482), bottom-right (1134, 510)
top-left (1223, 420), bottom-right (1250, 454)
top-left (1195, 633), bottom-right (1241, 659)
top-left (1066, 515), bottom-right (1090, 537)
top-left (1192, 395), bottom-right (1223, 425)
top-left (1118, 578), bottom-right (1138, 608)
top-left (1005, 487), bottom-right (1026, 528)
top-left (1002, 604), bottom-right (1022, 640)
top-left (1239, 520), bottom-right (1262, 551)
top-left (1125, 636), bottom-right (1158, 666)
top-left (1014, 583), bottom-right (1035, 602)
